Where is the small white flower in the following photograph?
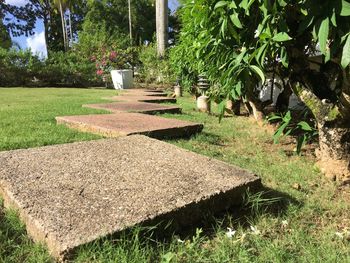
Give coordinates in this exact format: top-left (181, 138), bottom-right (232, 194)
top-left (282, 220), bottom-right (289, 227)
top-left (254, 30), bottom-right (260, 38)
top-left (177, 238), bottom-right (185, 243)
top-left (226, 227), bottom-right (236, 238)
top-left (250, 225), bottom-right (261, 235)
top-left (335, 232), bottom-right (344, 239)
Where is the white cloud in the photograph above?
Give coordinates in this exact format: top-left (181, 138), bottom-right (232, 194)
top-left (26, 31), bottom-right (47, 58)
top-left (5, 0), bottom-right (29, 6)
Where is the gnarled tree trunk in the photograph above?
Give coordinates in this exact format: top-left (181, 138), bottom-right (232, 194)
top-left (297, 88), bottom-right (350, 180)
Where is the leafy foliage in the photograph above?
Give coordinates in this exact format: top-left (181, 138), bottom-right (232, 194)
top-left (268, 110), bottom-right (318, 154)
top-left (174, 0), bottom-right (350, 115)
top-left (0, 21), bottom-right (11, 50)
top-left (0, 48), bottom-right (99, 87)
top-left (78, 0), bottom-right (155, 50)
top-left (138, 44), bottom-right (175, 84)
top-left (0, 1), bottom-right (37, 38)
top-left (0, 48), bottom-right (42, 86)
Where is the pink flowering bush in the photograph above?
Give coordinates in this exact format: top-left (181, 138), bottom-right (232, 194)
top-left (90, 45), bottom-right (134, 86)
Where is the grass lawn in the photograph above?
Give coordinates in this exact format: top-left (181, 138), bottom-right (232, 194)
top-left (0, 88), bottom-right (349, 262)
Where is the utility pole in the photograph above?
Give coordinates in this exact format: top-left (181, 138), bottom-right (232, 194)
top-left (156, 0), bottom-right (168, 57)
top-left (128, 0), bottom-right (132, 45)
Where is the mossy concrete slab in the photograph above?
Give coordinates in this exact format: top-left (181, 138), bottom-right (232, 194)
top-left (56, 113), bottom-right (203, 139)
top-left (0, 135), bottom-right (261, 260)
top-left (83, 102), bottom-right (181, 115)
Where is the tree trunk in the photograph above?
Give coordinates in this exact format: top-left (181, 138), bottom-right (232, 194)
top-left (317, 122), bottom-right (350, 179)
top-left (225, 100), bottom-right (241, 115)
top-left (156, 0), bottom-right (168, 57)
top-left (68, 9), bottom-right (73, 48)
top-left (233, 100), bottom-right (241, 115)
top-left (297, 88), bottom-right (350, 180)
top-left (59, 1), bottom-right (67, 51)
top-left (41, 0), bottom-right (52, 57)
top-left (248, 100), bottom-right (264, 123)
top-left (43, 13), bottom-right (50, 58)
top-left (276, 82), bottom-right (292, 113)
top-left (128, 0), bottom-right (133, 45)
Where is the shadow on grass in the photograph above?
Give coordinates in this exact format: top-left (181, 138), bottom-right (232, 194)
top-left (158, 186), bottom-right (302, 240)
top-left (72, 186), bottom-right (302, 261)
top-left (166, 132), bottom-right (226, 146)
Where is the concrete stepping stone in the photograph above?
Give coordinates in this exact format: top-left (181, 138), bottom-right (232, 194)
top-left (56, 112), bottom-right (203, 139)
top-left (0, 135), bottom-right (261, 260)
top-left (120, 90), bottom-right (168, 97)
top-left (109, 95), bottom-right (176, 103)
top-left (124, 88), bottom-right (165, 93)
top-left (83, 102), bottom-right (182, 115)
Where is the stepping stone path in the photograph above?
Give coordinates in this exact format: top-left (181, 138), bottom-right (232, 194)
top-left (83, 101), bottom-right (181, 114)
top-left (0, 135), bottom-right (261, 260)
top-left (109, 95), bottom-right (177, 103)
top-left (0, 88), bottom-right (262, 260)
top-left (56, 113), bottom-right (202, 139)
top-left (60, 88), bottom-right (195, 138)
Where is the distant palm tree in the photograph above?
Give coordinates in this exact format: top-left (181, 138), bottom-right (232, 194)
top-left (156, 0), bottom-right (168, 57)
top-left (52, 0), bottom-right (70, 51)
top-left (128, 0), bottom-right (132, 44)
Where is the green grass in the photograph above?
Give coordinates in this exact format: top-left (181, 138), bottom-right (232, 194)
top-left (0, 88), bottom-right (116, 151)
top-left (0, 88), bottom-right (349, 262)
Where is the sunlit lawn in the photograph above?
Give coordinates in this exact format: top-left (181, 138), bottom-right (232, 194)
top-left (0, 88), bottom-right (349, 262)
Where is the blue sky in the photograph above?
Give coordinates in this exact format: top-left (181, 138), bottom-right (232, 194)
top-left (5, 0), bottom-right (179, 58)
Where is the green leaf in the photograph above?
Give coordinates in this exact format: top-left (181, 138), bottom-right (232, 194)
top-left (273, 122), bottom-right (288, 144)
top-left (236, 81), bottom-right (242, 97)
top-left (230, 13), bottom-right (243, 29)
top-left (318, 17), bottom-right (329, 54)
top-left (341, 34), bottom-right (350, 68)
top-left (298, 121), bottom-right (313, 131)
top-left (161, 252), bottom-right (175, 263)
top-left (218, 100), bottom-right (226, 122)
top-left (240, 0), bottom-right (249, 9)
top-left (278, 0), bottom-right (287, 7)
top-left (268, 115), bottom-right (282, 121)
top-left (282, 111), bottom-right (292, 123)
top-left (340, 0), bottom-right (350, 16)
top-left (214, 1), bottom-right (228, 9)
top-left (256, 43), bottom-right (268, 66)
top-left (300, 8), bottom-right (308, 16)
top-left (235, 47), bottom-right (247, 65)
top-left (331, 9), bottom-right (337, 26)
top-left (250, 65), bottom-right (265, 83)
top-left (296, 135), bottom-right (306, 155)
top-left (229, 2), bottom-right (237, 9)
top-left (280, 47), bottom-right (289, 67)
top-left (272, 32), bottom-right (292, 42)
top-left (220, 18), bottom-right (228, 38)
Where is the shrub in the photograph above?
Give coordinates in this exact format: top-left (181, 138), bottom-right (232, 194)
top-left (41, 51), bottom-right (99, 87)
top-left (138, 43), bottom-right (175, 84)
top-left (0, 48), bottom-right (42, 86)
top-left (0, 48), bottom-right (100, 87)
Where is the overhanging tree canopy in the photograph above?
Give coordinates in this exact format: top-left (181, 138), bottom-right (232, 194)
top-left (173, 0), bottom-right (350, 178)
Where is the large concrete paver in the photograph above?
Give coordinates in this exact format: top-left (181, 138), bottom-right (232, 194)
top-left (0, 135), bottom-right (261, 260)
top-left (123, 88), bottom-right (164, 93)
top-left (56, 113), bottom-right (202, 139)
top-left (120, 91), bottom-right (168, 97)
top-left (109, 95), bottom-right (176, 103)
top-left (83, 102), bottom-right (181, 115)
